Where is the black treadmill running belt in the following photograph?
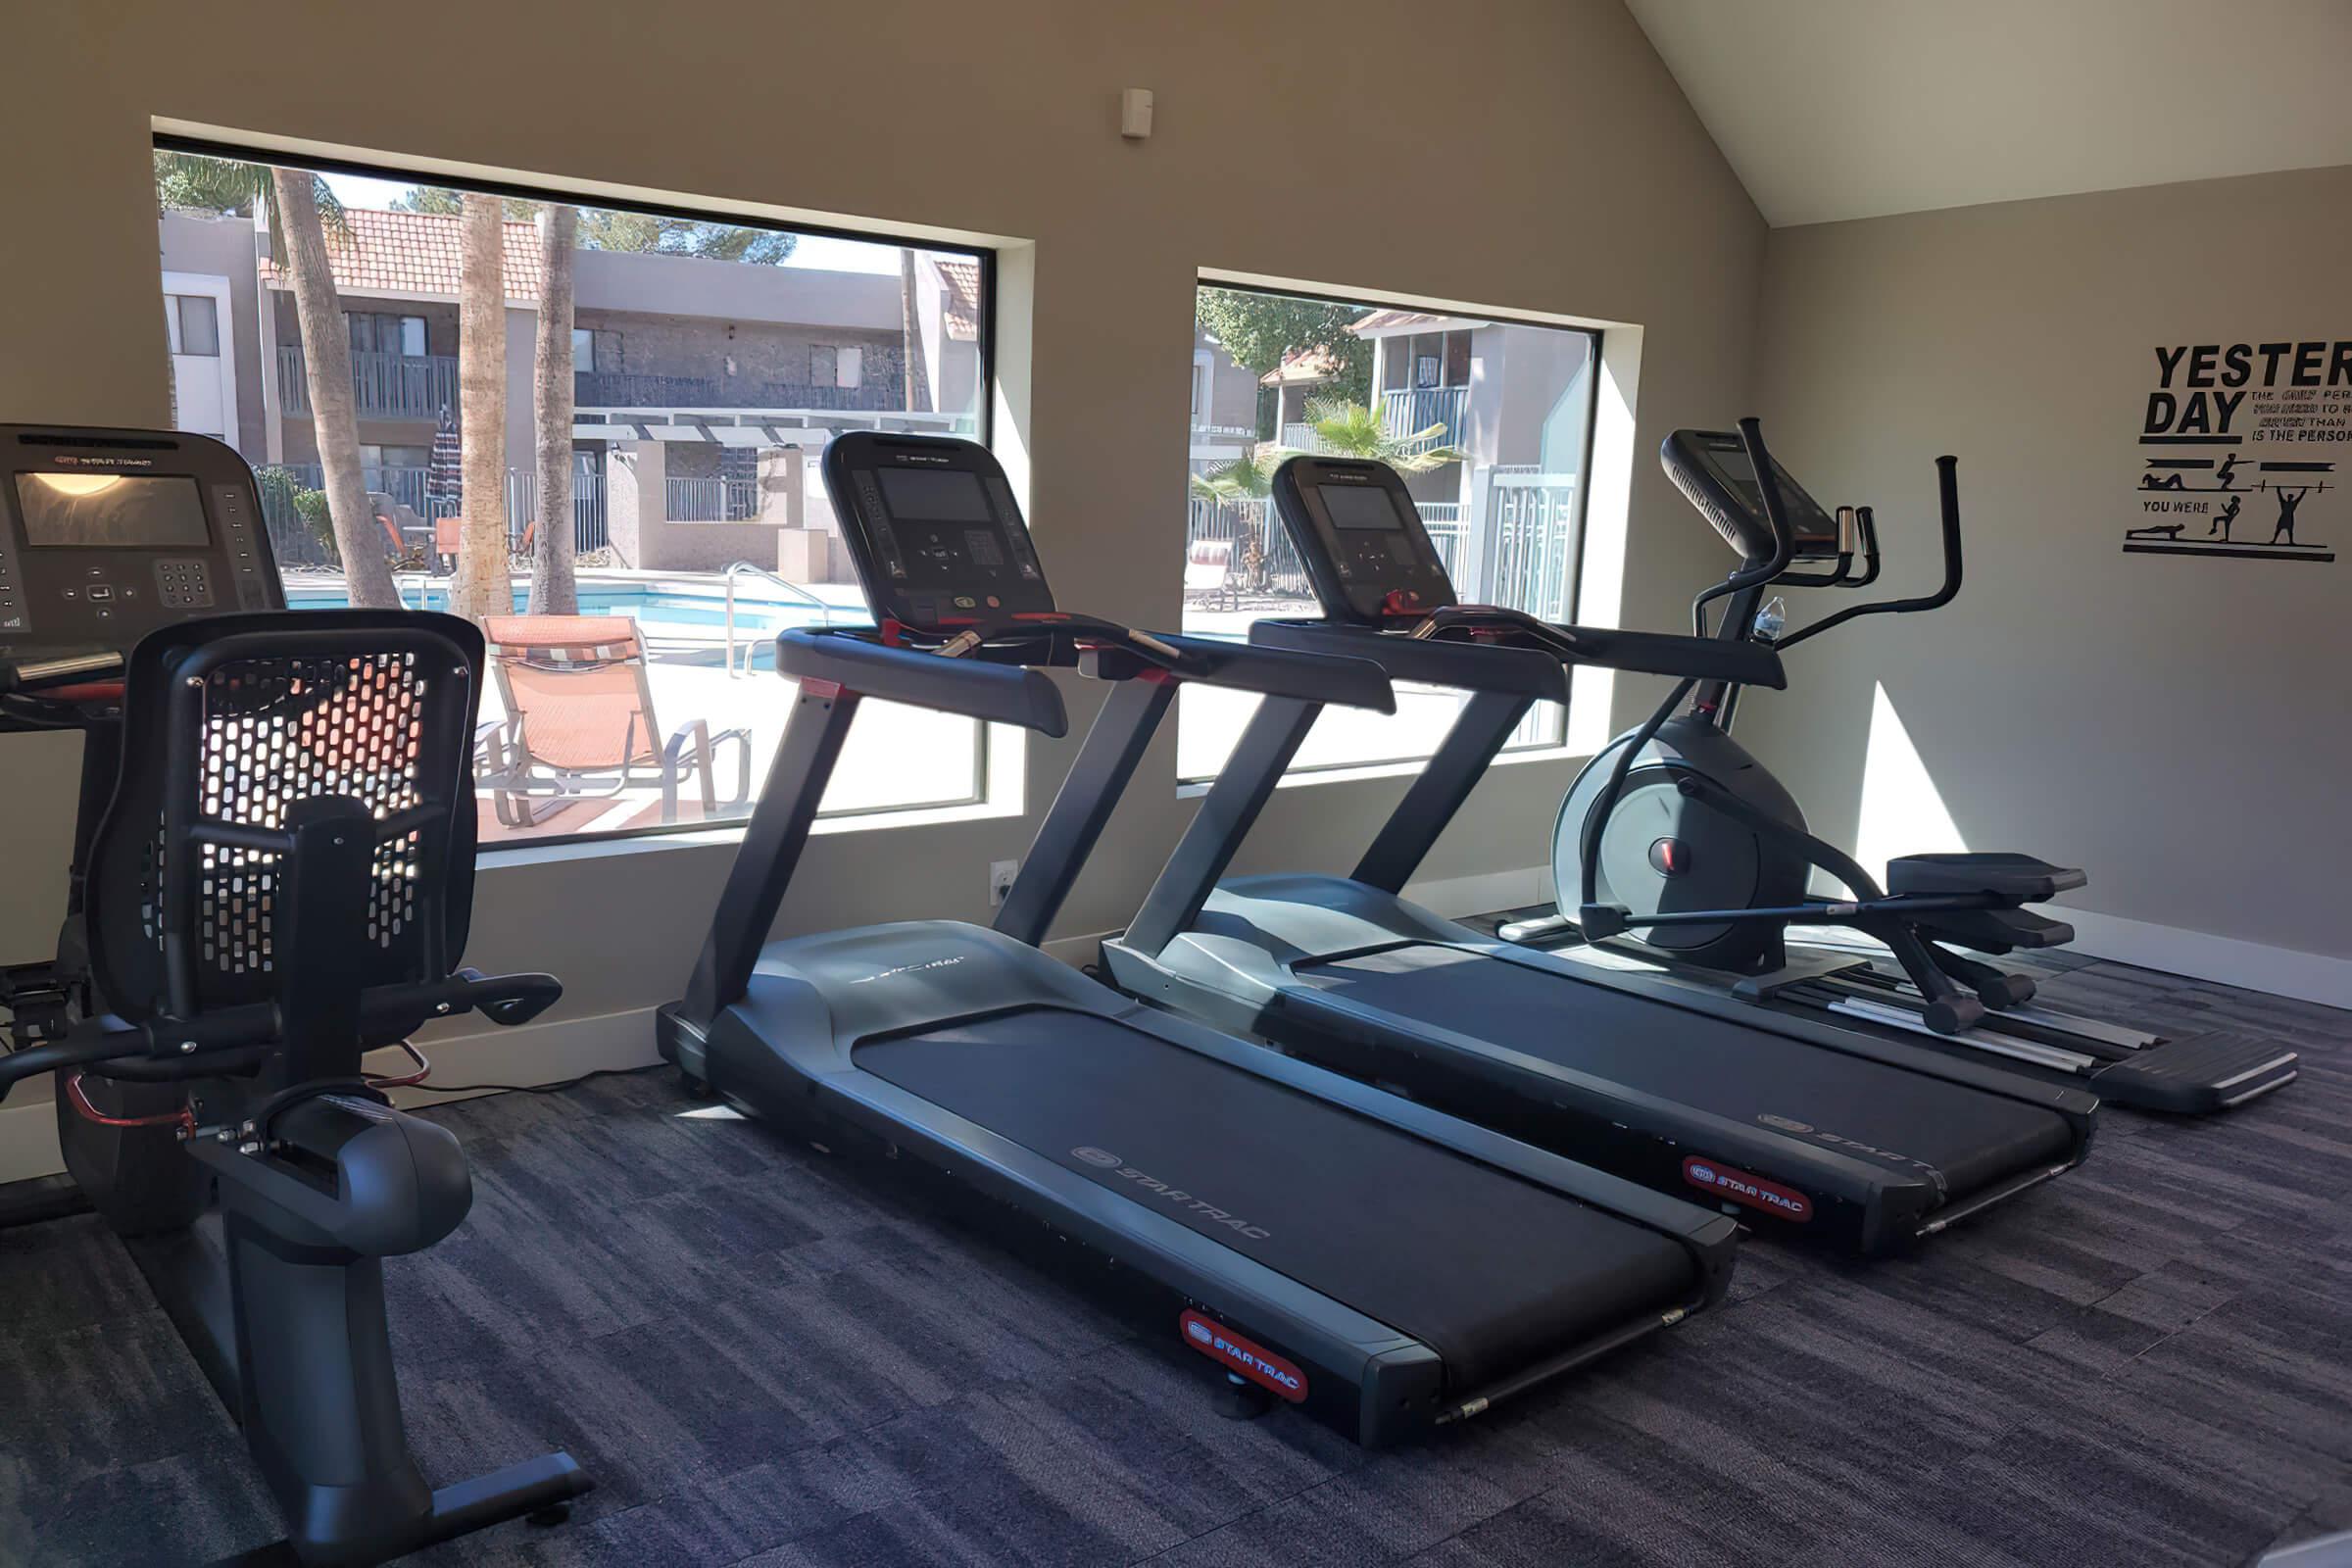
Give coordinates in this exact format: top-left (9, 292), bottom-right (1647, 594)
top-left (856, 1010), bottom-right (1695, 1392)
top-left (1299, 945), bottom-right (2075, 1199)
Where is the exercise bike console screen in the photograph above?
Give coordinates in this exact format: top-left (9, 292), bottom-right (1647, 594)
top-left (0, 426), bottom-right (282, 650)
top-left (1663, 429), bottom-right (1841, 563)
top-left (822, 431), bottom-right (1056, 630)
top-left (1268, 456), bottom-right (1459, 625)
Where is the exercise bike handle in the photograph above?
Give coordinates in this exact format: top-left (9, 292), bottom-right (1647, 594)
top-left (0, 968), bottom-right (565, 1102)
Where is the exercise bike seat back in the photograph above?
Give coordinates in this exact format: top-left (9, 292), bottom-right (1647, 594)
top-left (66, 608), bottom-right (590, 1562)
top-left (86, 608), bottom-right (483, 1052)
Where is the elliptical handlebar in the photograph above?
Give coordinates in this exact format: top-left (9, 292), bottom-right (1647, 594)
top-left (1690, 417), bottom-right (1798, 637)
top-left (1771, 457), bottom-right (1961, 653)
top-left (1844, 506), bottom-right (1883, 589)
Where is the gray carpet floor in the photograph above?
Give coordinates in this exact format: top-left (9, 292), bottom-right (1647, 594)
top-left (3, 955), bottom-right (2347, 1567)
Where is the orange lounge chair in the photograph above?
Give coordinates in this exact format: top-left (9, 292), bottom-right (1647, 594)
top-left (476, 614), bottom-right (750, 828)
top-left (433, 517), bottom-right (536, 576)
top-left (1184, 537), bottom-right (1238, 610)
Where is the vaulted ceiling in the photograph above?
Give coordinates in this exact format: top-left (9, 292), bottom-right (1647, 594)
top-left (1624, 0), bottom-right (2352, 226)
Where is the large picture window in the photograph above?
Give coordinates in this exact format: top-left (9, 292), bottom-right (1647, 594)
top-left (1178, 283), bottom-right (1598, 781)
top-left (151, 142), bottom-right (992, 846)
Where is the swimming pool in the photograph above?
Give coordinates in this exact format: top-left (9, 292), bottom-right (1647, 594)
top-left (285, 580), bottom-right (868, 636)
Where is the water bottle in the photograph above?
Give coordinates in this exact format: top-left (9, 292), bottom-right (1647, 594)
top-left (1752, 594), bottom-right (1787, 643)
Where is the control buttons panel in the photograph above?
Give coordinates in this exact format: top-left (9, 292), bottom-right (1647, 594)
top-left (156, 558), bottom-right (215, 610)
top-left (984, 475), bottom-right (1043, 581)
top-left (58, 564), bottom-right (146, 625)
top-left (0, 533), bottom-right (20, 633)
top-left (854, 473), bottom-right (907, 580)
top-left (214, 484), bottom-right (270, 609)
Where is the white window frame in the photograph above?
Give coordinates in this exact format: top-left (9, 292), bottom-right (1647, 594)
top-left (1179, 278), bottom-right (1607, 786)
top-left (836, 346), bottom-right (862, 389)
top-left (155, 133), bottom-right (1006, 861)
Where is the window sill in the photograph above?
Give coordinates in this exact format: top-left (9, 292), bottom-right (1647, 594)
top-left (476, 788), bottom-right (1026, 872)
top-left (1174, 741), bottom-right (1591, 800)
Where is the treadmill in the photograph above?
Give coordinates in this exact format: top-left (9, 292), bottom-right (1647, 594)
top-left (1102, 439), bottom-right (2097, 1256)
top-left (656, 432), bottom-right (1738, 1446)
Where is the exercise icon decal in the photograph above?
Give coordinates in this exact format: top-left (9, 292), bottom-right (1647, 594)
top-left (2125, 339), bottom-right (2342, 563)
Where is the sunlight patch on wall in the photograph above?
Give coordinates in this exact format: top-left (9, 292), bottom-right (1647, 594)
top-left (1852, 680), bottom-right (1967, 881)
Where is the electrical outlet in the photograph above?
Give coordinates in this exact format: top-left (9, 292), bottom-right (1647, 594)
top-left (989, 859), bottom-right (1020, 906)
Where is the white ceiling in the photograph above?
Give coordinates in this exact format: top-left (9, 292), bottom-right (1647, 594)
top-left (1624, 0), bottom-right (2352, 226)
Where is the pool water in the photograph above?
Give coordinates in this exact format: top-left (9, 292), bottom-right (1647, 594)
top-left (286, 583), bottom-right (864, 635)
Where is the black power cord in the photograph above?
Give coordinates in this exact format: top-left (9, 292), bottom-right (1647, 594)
top-left (397, 1064), bottom-right (666, 1098)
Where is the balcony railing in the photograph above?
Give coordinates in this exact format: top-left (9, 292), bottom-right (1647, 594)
top-left (1486, 467), bottom-right (1580, 622)
top-left (259, 461), bottom-right (609, 564)
top-left (575, 371), bottom-right (719, 406)
top-left (576, 371), bottom-right (900, 413)
top-left (666, 475), bottom-right (760, 522)
top-left (275, 347), bottom-right (460, 421)
top-left (1417, 502), bottom-right (1466, 579)
top-left (1379, 385), bottom-right (1468, 454)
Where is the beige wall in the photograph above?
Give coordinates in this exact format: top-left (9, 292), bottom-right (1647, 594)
top-left (0, 1), bottom-right (1761, 1163)
top-left (1748, 164), bottom-right (2352, 973)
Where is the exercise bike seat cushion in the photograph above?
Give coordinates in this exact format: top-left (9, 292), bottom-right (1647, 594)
top-left (1886, 852), bottom-right (2086, 901)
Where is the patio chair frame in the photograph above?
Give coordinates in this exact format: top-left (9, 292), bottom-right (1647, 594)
top-left (476, 618), bottom-right (752, 830)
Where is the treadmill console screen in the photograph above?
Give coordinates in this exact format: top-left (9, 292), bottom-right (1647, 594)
top-left (16, 472), bottom-right (211, 548)
top-left (875, 466), bottom-right (995, 525)
top-left (821, 432), bottom-right (1056, 629)
top-left (1268, 457), bottom-right (1460, 626)
top-left (0, 425), bottom-right (284, 651)
top-left (1663, 430), bottom-right (1841, 563)
top-left (1318, 482), bottom-right (1410, 532)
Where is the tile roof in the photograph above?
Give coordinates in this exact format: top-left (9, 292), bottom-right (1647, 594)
top-left (934, 258), bottom-right (982, 341)
top-left (1348, 308), bottom-right (1487, 334)
top-left (260, 207), bottom-right (545, 302)
top-left (1259, 345), bottom-right (1345, 386)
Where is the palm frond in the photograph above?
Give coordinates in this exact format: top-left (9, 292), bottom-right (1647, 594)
top-left (154, 151), bottom-right (347, 240)
top-left (1389, 443), bottom-right (1466, 473)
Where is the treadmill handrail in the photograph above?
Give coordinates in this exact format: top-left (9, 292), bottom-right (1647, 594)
top-left (1086, 630), bottom-right (1396, 712)
top-left (1250, 616), bottom-right (1784, 695)
top-left (1545, 623), bottom-right (1787, 688)
top-left (775, 627), bottom-right (1068, 734)
top-left (1250, 618), bottom-right (1569, 701)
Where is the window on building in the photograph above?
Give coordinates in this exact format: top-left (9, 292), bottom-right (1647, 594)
top-left (1179, 281), bottom-right (1598, 782)
top-left (347, 312), bottom-right (427, 357)
top-left (168, 294), bottom-right (220, 357)
top-left (152, 141), bottom-right (993, 849)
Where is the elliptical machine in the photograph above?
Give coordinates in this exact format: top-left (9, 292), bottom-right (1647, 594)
top-left (0, 426), bottom-right (590, 1564)
top-left (1514, 419), bottom-right (2297, 1113)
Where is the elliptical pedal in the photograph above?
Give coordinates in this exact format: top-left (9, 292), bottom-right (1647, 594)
top-left (2090, 1032), bottom-right (2300, 1114)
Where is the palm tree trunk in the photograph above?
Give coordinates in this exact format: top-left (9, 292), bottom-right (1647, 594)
top-left (451, 194), bottom-right (510, 625)
top-left (899, 250), bottom-right (929, 410)
top-left (271, 170), bottom-right (398, 608)
top-left (529, 205), bottom-right (579, 615)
